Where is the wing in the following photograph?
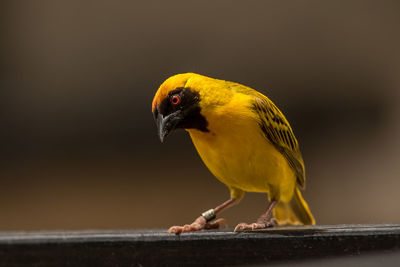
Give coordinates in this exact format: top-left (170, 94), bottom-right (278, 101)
top-left (252, 96), bottom-right (306, 188)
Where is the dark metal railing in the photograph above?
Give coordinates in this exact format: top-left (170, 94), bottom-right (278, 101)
top-left (1, 224), bottom-right (400, 266)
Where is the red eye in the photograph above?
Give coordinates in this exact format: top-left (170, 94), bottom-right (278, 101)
top-left (171, 95), bottom-right (180, 105)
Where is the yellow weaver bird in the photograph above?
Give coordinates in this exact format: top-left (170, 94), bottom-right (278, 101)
top-left (152, 73), bottom-right (315, 234)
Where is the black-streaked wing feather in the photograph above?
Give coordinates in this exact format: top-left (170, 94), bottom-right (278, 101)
top-left (226, 81), bottom-right (306, 188)
top-left (252, 96), bottom-right (306, 188)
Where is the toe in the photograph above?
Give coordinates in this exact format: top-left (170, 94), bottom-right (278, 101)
top-left (234, 222), bottom-right (271, 232)
top-left (205, 218), bottom-right (226, 229)
top-left (251, 223), bottom-right (266, 230)
top-left (190, 223), bottom-right (202, 231)
top-left (168, 226), bottom-right (183, 235)
top-left (234, 223), bottom-right (247, 232)
top-left (182, 224), bottom-right (192, 232)
top-left (167, 226), bottom-right (175, 234)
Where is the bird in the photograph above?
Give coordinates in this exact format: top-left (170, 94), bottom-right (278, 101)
top-left (151, 73), bottom-right (315, 234)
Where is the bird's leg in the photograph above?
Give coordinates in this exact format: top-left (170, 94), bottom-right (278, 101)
top-left (234, 200), bottom-right (278, 231)
top-left (168, 198), bottom-right (237, 234)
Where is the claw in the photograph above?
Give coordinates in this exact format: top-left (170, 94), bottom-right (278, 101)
top-left (168, 226), bottom-right (182, 234)
top-left (234, 223), bottom-right (246, 232)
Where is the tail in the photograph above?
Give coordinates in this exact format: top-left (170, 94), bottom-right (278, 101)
top-left (273, 187), bottom-right (315, 225)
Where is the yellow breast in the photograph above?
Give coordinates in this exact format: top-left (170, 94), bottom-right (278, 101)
top-left (187, 93), bottom-right (296, 201)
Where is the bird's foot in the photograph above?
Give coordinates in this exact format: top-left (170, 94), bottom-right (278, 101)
top-left (168, 216), bottom-right (227, 235)
top-left (234, 218), bottom-right (277, 232)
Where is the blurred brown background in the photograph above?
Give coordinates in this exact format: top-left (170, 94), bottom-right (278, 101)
top-left (0, 0), bottom-right (399, 230)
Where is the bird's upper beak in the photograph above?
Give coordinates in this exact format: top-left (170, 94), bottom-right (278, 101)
top-left (155, 110), bottom-right (183, 143)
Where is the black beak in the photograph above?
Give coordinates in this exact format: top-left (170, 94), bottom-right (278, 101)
top-left (156, 110), bottom-right (182, 143)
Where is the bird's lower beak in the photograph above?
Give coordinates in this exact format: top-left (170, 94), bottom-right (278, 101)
top-left (156, 111), bottom-right (182, 143)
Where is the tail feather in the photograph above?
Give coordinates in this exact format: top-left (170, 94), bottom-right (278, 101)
top-left (273, 187), bottom-right (315, 225)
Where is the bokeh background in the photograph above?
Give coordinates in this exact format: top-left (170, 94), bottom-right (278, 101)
top-left (1, 0), bottom-right (399, 230)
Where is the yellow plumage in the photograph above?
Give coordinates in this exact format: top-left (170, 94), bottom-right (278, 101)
top-left (153, 73), bottom-right (315, 228)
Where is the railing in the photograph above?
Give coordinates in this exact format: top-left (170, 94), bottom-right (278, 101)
top-left (1, 224), bottom-right (399, 266)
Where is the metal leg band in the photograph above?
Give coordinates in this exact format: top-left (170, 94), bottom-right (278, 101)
top-left (201, 209), bottom-right (216, 222)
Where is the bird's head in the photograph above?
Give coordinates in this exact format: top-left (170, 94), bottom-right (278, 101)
top-left (151, 73), bottom-right (210, 142)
